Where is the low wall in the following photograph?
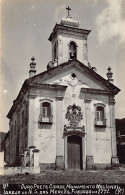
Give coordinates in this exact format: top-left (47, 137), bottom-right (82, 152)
top-left (0, 166), bottom-right (40, 176)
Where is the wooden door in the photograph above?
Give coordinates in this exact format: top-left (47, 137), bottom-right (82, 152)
top-left (67, 135), bottom-right (82, 170)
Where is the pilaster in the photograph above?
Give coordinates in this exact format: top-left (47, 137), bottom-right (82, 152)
top-left (29, 146), bottom-right (36, 167)
top-left (33, 149), bottom-right (40, 167)
top-left (109, 99), bottom-right (119, 168)
top-left (55, 96), bottom-right (64, 169)
top-left (84, 99), bottom-right (94, 169)
top-left (28, 94), bottom-right (36, 147)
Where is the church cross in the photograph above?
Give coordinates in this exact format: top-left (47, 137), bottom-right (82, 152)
top-left (66, 6), bottom-right (71, 17)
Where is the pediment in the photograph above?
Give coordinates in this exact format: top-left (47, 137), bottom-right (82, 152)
top-left (27, 60), bottom-right (120, 94)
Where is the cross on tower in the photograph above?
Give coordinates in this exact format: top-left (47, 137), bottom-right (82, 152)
top-left (66, 6), bottom-right (71, 17)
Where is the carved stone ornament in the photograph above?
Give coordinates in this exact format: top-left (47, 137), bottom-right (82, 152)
top-left (65, 104), bottom-right (85, 131)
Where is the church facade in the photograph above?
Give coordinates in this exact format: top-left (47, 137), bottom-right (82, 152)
top-left (5, 11), bottom-right (120, 170)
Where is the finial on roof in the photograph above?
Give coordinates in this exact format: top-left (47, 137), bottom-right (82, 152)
top-left (30, 56), bottom-right (36, 65)
top-left (29, 56), bottom-right (36, 78)
top-left (66, 6), bottom-right (71, 18)
top-left (106, 67), bottom-right (114, 83)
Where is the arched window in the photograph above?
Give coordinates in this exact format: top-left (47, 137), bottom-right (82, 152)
top-left (42, 102), bottom-right (51, 119)
top-left (96, 106), bottom-right (104, 121)
top-left (69, 41), bottom-right (77, 60)
top-left (95, 104), bottom-right (106, 127)
top-left (39, 101), bottom-right (53, 124)
top-left (54, 41), bottom-right (58, 61)
top-left (54, 43), bottom-right (57, 61)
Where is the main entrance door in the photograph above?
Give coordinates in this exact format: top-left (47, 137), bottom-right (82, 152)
top-left (67, 135), bottom-right (82, 169)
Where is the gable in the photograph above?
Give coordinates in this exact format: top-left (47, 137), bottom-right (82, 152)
top-left (27, 60), bottom-right (120, 94)
top-left (43, 67), bottom-right (107, 91)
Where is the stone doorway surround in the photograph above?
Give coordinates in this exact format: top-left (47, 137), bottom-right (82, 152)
top-left (64, 131), bottom-right (86, 170)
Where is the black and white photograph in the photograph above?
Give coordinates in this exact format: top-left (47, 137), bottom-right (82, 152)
top-left (0, 0), bottom-right (125, 194)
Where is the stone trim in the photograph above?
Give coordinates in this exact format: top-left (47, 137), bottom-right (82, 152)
top-left (81, 88), bottom-right (113, 95)
top-left (86, 156), bottom-right (94, 170)
top-left (111, 156), bottom-right (119, 169)
top-left (84, 99), bottom-right (92, 103)
top-left (48, 24), bottom-right (91, 41)
top-left (33, 149), bottom-right (40, 153)
top-left (55, 156), bottom-right (64, 170)
top-left (28, 94), bottom-right (36, 99)
top-left (56, 97), bottom-right (64, 101)
top-left (29, 146), bottom-right (36, 149)
top-left (63, 130), bottom-right (85, 137)
top-left (64, 135), bottom-right (85, 170)
top-left (29, 83), bottom-right (67, 90)
top-left (92, 163), bottom-right (111, 170)
top-left (39, 99), bottom-right (53, 102)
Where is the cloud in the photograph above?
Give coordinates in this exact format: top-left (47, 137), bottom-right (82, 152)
top-left (96, 0), bottom-right (125, 44)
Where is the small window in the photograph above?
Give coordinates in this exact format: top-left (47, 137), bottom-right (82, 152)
top-left (95, 104), bottom-right (106, 127)
top-left (69, 41), bottom-right (77, 60)
top-left (96, 106), bottom-right (104, 121)
top-left (54, 41), bottom-right (58, 61)
top-left (42, 102), bottom-right (50, 118)
top-left (71, 73), bottom-right (76, 79)
top-left (39, 101), bottom-right (53, 124)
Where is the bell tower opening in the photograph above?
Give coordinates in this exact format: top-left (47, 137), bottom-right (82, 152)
top-left (53, 41), bottom-right (58, 62)
top-left (69, 41), bottom-right (77, 60)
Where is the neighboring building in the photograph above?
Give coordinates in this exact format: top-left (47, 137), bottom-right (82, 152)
top-left (0, 132), bottom-right (7, 168)
top-left (4, 132), bottom-right (10, 165)
top-left (5, 9), bottom-right (120, 170)
top-left (0, 132), bottom-right (7, 152)
top-left (116, 119), bottom-right (125, 164)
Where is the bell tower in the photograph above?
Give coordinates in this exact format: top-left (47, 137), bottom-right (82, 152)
top-left (48, 7), bottom-right (91, 66)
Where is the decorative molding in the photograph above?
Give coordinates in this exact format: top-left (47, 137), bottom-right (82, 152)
top-left (64, 125), bottom-right (85, 132)
top-left (28, 94), bottom-right (36, 99)
top-left (84, 99), bottom-right (92, 103)
top-left (109, 100), bottom-right (115, 105)
top-left (63, 130), bottom-right (85, 137)
top-left (39, 99), bottom-right (53, 102)
top-left (29, 146), bottom-right (36, 149)
top-left (38, 115), bottom-right (53, 124)
top-left (29, 83), bottom-right (67, 90)
top-left (81, 88), bottom-right (113, 95)
top-left (109, 96), bottom-right (115, 105)
top-left (33, 149), bottom-right (40, 153)
top-left (64, 104), bottom-right (84, 131)
top-left (94, 103), bottom-right (105, 107)
top-left (56, 96), bottom-right (63, 101)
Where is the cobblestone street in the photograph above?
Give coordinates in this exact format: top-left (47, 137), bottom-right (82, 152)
top-left (1, 169), bottom-right (125, 184)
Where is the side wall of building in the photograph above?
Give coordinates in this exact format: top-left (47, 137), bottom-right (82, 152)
top-left (8, 92), bottom-right (29, 166)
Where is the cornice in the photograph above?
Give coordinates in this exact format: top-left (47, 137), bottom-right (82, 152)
top-left (84, 99), bottom-right (92, 103)
top-left (81, 88), bottom-right (115, 95)
top-left (48, 24), bottom-right (91, 41)
top-left (28, 83), bottom-right (67, 90)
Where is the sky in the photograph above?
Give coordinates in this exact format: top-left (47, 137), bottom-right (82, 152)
top-left (1, 0), bottom-right (125, 132)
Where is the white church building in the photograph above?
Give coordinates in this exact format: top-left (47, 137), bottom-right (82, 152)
top-left (5, 8), bottom-right (120, 170)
